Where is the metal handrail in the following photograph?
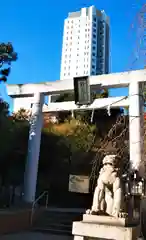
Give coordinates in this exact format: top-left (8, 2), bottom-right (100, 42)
top-left (30, 190), bottom-right (49, 225)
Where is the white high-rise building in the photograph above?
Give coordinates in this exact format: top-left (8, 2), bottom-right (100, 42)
top-left (60, 5), bottom-right (110, 80)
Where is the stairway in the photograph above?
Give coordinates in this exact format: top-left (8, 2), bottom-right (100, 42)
top-left (32, 208), bottom-right (84, 235)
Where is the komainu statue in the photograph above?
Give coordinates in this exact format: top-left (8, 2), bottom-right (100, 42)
top-left (87, 155), bottom-right (123, 218)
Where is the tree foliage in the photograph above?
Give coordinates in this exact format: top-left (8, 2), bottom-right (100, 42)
top-left (45, 118), bottom-right (96, 153)
top-left (0, 98), bottom-right (9, 124)
top-left (0, 42), bottom-right (17, 82)
top-left (0, 100), bottom-right (29, 186)
top-left (12, 108), bottom-right (31, 122)
top-left (0, 97), bottom-right (124, 192)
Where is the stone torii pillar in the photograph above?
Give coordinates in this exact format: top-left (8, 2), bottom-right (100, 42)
top-left (129, 80), bottom-right (144, 176)
top-left (23, 92), bottom-right (44, 203)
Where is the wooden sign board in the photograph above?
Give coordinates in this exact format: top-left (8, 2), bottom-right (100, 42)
top-left (74, 76), bottom-right (91, 105)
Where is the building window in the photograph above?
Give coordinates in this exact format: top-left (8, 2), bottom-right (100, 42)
top-left (93, 28), bottom-right (96, 33)
top-left (92, 53), bottom-right (95, 57)
top-left (93, 34), bottom-right (96, 38)
top-left (93, 40), bottom-right (96, 44)
top-left (92, 65), bottom-right (95, 69)
top-left (93, 17), bottom-right (96, 22)
top-left (93, 23), bottom-right (96, 28)
top-left (93, 46), bottom-right (96, 50)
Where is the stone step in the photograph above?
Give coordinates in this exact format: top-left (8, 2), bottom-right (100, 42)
top-left (32, 223), bottom-right (72, 235)
top-left (33, 223), bottom-right (71, 230)
top-left (33, 228), bottom-right (71, 236)
top-left (40, 210), bottom-right (83, 216)
top-left (32, 210), bottom-right (83, 235)
top-left (34, 214), bottom-right (81, 223)
top-left (35, 215), bottom-right (81, 222)
top-left (34, 219), bottom-right (76, 226)
top-left (34, 210), bottom-right (82, 221)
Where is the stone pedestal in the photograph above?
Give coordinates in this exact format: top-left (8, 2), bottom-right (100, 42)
top-left (72, 215), bottom-right (140, 240)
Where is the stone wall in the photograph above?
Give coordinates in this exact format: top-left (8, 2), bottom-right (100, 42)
top-left (0, 209), bottom-right (31, 234)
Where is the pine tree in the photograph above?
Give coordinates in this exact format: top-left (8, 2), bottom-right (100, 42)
top-left (0, 42), bottom-right (17, 82)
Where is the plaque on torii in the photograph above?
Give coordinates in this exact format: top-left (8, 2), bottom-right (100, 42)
top-left (74, 76), bottom-right (91, 105)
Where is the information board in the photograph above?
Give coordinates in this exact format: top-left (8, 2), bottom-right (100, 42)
top-left (69, 175), bottom-right (89, 193)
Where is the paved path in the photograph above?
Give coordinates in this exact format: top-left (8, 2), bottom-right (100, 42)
top-left (0, 232), bottom-right (73, 240)
top-left (0, 232), bottom-right (144, 240)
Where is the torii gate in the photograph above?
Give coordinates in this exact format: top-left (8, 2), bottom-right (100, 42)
top-left (6, 69), bottom-right (146, 203)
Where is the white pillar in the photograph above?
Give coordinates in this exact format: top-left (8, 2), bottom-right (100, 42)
top-left (48, 95), bottom-right (51, 104)
top-left (129, 81), bottom-right (144, 174)
top-left (23, 92), bottom-right (44, 203)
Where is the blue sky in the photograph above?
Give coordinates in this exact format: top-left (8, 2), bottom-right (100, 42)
top-left (0, 0), bottom-right (144, 111)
